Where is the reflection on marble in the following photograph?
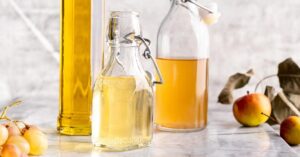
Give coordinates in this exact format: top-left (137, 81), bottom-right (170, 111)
top-left (40, 107), bottom-right (299, 157)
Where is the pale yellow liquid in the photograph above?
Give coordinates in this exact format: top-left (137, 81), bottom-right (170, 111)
top-left (58, 0), bottom-right (92, 135)
top-left (92, 76), bottom-right (153, 151)
top-left (155, 58), bottom-right (208, 131)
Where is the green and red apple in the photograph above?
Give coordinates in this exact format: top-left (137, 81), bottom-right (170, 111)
top-left (233, 93), bottom-right (272, 127)
top-left (280, 116), bottom-right (300, 145)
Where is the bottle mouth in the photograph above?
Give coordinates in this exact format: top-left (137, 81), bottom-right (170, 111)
top-left (110, 11), bottom-right (140, 18)
top-left (108, 11), bottom-right (142, 46)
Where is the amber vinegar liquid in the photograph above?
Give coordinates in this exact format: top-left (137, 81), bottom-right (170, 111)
top-left (92, 76), bottom-right (153, 151)
top-left (155, 58), bottom-right (208, 131)
top-left (58, 0), bottom-right (92, 135)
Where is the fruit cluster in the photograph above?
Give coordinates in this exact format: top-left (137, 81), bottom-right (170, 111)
top-left (0, 101), bottom-right (48, 157)
top-left (233, 93), bottom-right (300, 145)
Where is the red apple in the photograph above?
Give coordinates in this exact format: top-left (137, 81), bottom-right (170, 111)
top-left (280, 116), bottom-right (300, 145)
top-left (233, 93), bottom-right (272, 127)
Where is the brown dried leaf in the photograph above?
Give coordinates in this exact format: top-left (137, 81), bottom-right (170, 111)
top-left (278, 58), bottom-right (300, 94)
top-left (264, 86), bottom-right (276, 101)
top-left (218, 69), bottom-right (254, 104)
top-left (286, 93), bottom-right (300, 110)
top-left (271, 91), bottom-right (300, 124)
top-left (264, 86), bottom-right (277, 125)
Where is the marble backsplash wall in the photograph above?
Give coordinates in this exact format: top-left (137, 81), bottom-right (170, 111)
top-left (1, 0), bottom-right (300, 124)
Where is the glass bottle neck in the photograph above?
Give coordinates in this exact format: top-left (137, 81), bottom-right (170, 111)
top-left (103, 45), bottom-right (144, 76)
top-left (172, 0), bottom-right (199, 4)
top-left (171, 0), bottom-right (199, 13)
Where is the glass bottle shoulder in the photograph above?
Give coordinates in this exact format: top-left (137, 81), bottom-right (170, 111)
top-left (157, 3), bottom-right (210, 60)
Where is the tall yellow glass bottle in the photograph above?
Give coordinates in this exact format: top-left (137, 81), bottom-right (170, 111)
top-left (58, 0), bottom-right (105, 135)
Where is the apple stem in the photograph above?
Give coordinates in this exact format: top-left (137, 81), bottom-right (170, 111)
top-left (247, 91), bottom-right (250, 95)
top-left (261, 112), bottom-right (279, 123)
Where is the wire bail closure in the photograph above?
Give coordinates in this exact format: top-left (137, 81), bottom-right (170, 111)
top-left (136, 36), bottom-right (164, 85)
top-left (181, 0), bottom-right (214, 13)
top-left (124, 33), bottom-right (163, 85)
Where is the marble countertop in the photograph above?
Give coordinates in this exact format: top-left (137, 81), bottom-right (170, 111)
top-left (41, 105), bottom-right (299, 157)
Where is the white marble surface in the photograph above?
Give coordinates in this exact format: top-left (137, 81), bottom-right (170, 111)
top-left (41, 106), bottom-right (299, 157)
top-left (1, 0), bottom-right (300, 156)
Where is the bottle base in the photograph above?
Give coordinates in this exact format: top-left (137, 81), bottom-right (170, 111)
top-left (57, 126), bottom-right (91, 136)
top-left (57, 115), bottom-right (91, 136)
top-left (93, 142), bottom-right (150, 152)
top-left (155, 124), bottom-right (206, 133)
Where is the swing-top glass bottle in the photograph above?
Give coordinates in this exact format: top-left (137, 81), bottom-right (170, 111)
top-left (156, 0), bottom-right (218, 132)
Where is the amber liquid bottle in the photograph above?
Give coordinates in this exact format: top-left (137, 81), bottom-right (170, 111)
top-left (58, 0), bottom-right (105, 135)
top-left (156, 0), bottom-right (210, 132)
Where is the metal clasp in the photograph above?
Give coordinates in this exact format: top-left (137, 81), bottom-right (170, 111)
top-left (124, 33), bottom-right (163, 85)
top-left (136, 36), bottom-right (164, 85)
top-left (181, 0), bottom-right (214, 13)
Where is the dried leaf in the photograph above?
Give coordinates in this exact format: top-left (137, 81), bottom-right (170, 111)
top-left (271, 91), bottom-right (300, 123)
top-left (264, 86), bottom-right (276, 101)
top-left (285, 93), bottom-right (300, 110)
top-left (264, 86), bottom-right (277, 125)
top-left (218, 69), bottom-right (254, 104)
top-left (278, 58), bottom-right (300, 94)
